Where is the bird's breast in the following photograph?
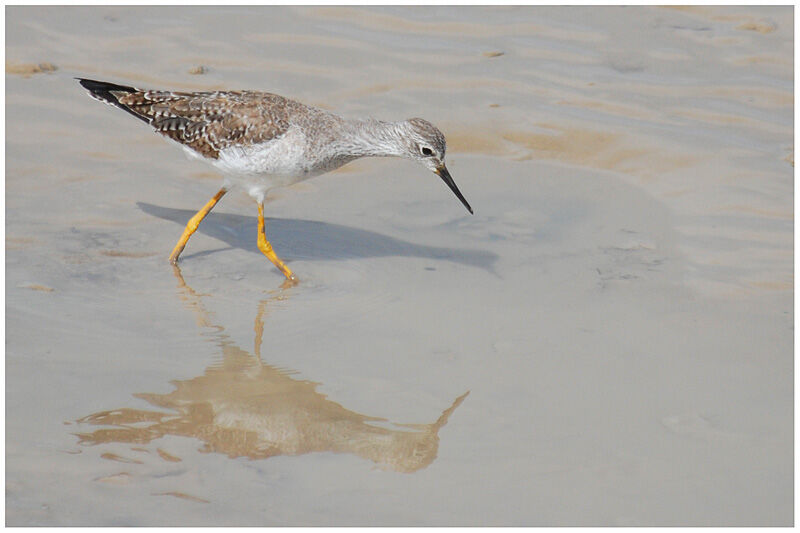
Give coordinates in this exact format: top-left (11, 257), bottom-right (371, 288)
top-left (215, 127), bottom-right (311, 178)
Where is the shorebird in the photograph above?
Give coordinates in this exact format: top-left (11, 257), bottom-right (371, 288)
top-left (77, 78), bottom-right (473, 284)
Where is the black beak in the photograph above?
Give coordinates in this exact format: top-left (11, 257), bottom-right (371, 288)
top-left (435, 165), bottom-right (473, 215)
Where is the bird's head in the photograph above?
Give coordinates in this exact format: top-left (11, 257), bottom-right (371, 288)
top-left (398, 118), bottom-right (473, 215)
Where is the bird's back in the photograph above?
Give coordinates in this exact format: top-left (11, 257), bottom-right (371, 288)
top-left (78, 78), bottom-right (312, 160)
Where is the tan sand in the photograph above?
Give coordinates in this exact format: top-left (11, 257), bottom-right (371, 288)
top-left (5, 5), bottom-right (792, 526)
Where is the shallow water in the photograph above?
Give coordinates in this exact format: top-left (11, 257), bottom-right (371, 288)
top-left (6, 6), bottom-right (793, 526)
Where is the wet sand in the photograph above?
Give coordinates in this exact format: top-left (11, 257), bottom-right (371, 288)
top-left (6, 6), bottom-right (793, 526)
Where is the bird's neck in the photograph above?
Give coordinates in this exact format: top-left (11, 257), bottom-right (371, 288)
top-left (336, 119), bottom-right (407, 159)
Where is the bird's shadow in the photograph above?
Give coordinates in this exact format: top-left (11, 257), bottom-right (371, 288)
top-left (138, 202), bottom-right (498, 273)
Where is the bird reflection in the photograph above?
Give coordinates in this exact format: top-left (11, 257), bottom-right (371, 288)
top-left (74, 266), bottom-right (469, 473)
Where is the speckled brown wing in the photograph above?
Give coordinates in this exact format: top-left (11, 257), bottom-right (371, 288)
top-left (116, 90), bottom-right (293, 159)
top-left (78, 79), bottom-right (293, 160)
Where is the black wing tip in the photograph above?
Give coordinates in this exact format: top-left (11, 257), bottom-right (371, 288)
top-left (77, 77), bottom-right (151, 124)
top-left (76, 77), bottom-right (138, 95)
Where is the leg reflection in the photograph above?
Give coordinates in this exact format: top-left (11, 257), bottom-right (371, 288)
top-left (75, 266), bottom-right (469, 473)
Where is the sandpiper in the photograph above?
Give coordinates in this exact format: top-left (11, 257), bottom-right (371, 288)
top-left (77, 78), bottom-right (473, 284)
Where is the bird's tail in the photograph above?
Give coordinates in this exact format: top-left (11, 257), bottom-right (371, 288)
top-left (76, 78), bottom-right (149, 123)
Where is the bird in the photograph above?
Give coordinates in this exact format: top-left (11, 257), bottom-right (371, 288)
top-left (77, 78), bottom-right (473, 285)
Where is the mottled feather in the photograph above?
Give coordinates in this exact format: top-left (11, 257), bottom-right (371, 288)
top-left (116, 90), bottom-right (296, 159)
top-left (78, 78), bottom-right (300, 160)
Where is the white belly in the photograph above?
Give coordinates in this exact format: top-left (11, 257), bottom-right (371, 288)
top-left (203, 126), bottom-right (315, 202)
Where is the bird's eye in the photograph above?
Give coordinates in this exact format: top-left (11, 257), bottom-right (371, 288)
top-left (420, 146), bottom-right (434, 157)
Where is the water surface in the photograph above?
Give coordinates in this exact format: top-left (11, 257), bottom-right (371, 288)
top-left (6, 6), bottom-right (792, 526)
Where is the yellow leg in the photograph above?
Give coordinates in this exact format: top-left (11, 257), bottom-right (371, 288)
top-left (168, 188), bottom-right (227, 264)
top-left (257, 202), bottom-right (297, 285)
